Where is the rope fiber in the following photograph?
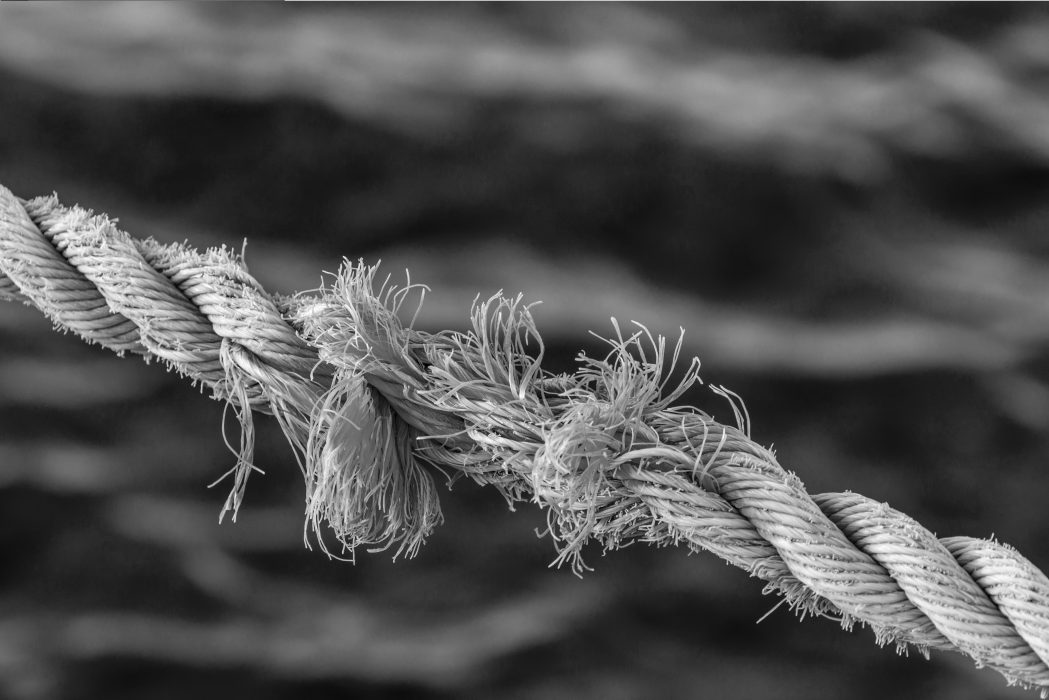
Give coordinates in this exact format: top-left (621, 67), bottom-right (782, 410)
top-left (2, 184), bottom-right (1048, 693)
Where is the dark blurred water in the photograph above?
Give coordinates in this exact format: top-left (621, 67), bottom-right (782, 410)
top-left (1, 4), bottom-right (1049, 699)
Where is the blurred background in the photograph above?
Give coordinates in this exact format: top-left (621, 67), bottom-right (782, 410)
top-left (1, 3), bottom-right (1049, 698)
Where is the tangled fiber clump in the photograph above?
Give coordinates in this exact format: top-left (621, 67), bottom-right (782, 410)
top-left (2, 184), bottom-right (1049, 694)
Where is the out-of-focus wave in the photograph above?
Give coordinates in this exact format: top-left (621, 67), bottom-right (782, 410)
top-left (1, 4), bottom-right (1048, 181)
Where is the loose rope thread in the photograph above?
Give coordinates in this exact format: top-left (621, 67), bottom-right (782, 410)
top-left (2, 184), bottom-right (1048, 693)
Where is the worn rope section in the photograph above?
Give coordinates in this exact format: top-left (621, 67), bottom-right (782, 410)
top-left (2, 184), bottom-right (1048, 693)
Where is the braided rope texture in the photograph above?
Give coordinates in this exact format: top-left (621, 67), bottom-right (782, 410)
top-left (2, 184), bottom-right (1048, 693)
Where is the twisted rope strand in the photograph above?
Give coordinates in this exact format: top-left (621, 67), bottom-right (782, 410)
top-left (22, 195), bottom-right (227, 387)
top-left (2, 184), bottom-right (1048, 693)
top-left (942, 537), bottom-right (1049, 670)
top-left (0, 190), bottom-right (144, 354)
top-left (814, 492), bottom-right (1049, 683)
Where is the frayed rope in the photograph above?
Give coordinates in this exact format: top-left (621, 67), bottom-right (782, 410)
top-left (2, 185), bottom-right (1049, 694)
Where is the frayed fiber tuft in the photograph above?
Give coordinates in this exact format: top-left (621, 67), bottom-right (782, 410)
top-left (305, 372), bottom-right (441, 560)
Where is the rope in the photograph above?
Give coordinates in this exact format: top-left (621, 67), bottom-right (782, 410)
top-left (2, 183), bottom-right (1048, 693)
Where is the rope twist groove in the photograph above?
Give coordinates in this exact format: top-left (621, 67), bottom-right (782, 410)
top-left (2, 184), bottom-right (1048, 693)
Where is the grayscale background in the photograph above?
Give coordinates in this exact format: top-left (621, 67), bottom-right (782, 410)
top-left (0, 3), bottom-right (1047, 698)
